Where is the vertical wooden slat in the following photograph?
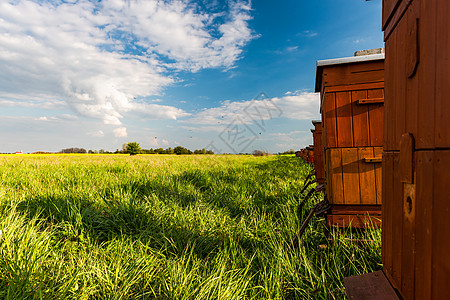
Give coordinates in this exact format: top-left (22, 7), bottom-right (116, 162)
top-left (342, 148), bottom-right (360, 205)
top-left (394, 15), bottom-right (408, 151)
top-left (324, 92), bottom-right (337, 149)
top-left (391, 153), bottom-right (403, 290)
top-left (352, 90), bottom-right (370, 147)
top-left (432, 150), bottom-right (450, 299)
top-left (414, 151), bottom-right (433, 300)
top-left (384, 37), bottom-right (395, 151)
top-left (358, 147), bottom-right (376, 205)
top-left (329, 148), bottom-right (344, 205)
top-left (374, 147), bottom-right (383, 205)
top-left (382, 151), bottom-right (395, 279)
top-left (367, 89), bottom-right (385, 147)
top-left (417, 0), bottom-right (436, 150)
top-left (405, 4), bottom-right (420, 147)
top-left (336, 92), bottom-right (353, 148)
top-left (435, 0), bottom-right (450, 148)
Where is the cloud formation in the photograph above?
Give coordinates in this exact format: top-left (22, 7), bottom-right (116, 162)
top-left (0, 0), bottom-right (256, 126)
top-left (187, 91), bottom-right (320, 125)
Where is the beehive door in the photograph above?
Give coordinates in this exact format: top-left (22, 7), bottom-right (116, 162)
top-left (400, 133), bottom-right (416, 299)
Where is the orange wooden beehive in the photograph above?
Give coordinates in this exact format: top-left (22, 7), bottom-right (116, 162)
top-left (382, 0), bottom-right (450, 298)
top-left (315, 53), bottom-right (385, 227)
top-left (311, 120), bottom-right (324, 184)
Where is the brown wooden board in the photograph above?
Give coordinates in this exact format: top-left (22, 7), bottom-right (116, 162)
top-left (358, 147), bottom-right (376, 205)
top-left (432, 150), bottom-right (450, 299)
top-left (342, 148), bottom-right (360, 204)
top-left (383, 36), bottom-right (395, 151)
top-left (394, 14), bottom-right (407, 151)
top-left (382, 151), bottom-right (395, 278)
top-left (327, 214), bottom-right (381, 228)
top-left (344, 270), bottom-right (400, 300)
top-left (312, 121), bottom-right (324, 184)
top-left (327, 148), bottom-right (344, 204)
top-left (374, 147), bottom-right (383, 205)
top-left (416, 0), bottom-right (436, 150)
top-left (330, 205), bottom-right (381, 215)
top-left (382, 0), bottom-right (403, 31)
top-left (391, 153), bottom-right (402, 291)
top-left (435, 0), bottom-right (450, 148)
top-left (414, 151), bottom-right (433, 300)
top-left (367, 89), bottom-right (384, 147)
top-left (404, 4), bottom-right (420, 151)
top-left (323, 61), bottom-right (384, 88)
top-left (352, 90), bottom-right (370, 147)
top-left (323, 92), bottom-right (337, 149)
top-left (325, 81), bottom-right (384, 93)
top-left (336, 92), bottom-right (353, 148)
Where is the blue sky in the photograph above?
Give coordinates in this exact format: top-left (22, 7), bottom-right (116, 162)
top-left (0, 0), bottom-right (383, 153)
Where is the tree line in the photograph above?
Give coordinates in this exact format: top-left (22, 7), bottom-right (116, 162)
top-left (58, 143), bottom-right (214, 155)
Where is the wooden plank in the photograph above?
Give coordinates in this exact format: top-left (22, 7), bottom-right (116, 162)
top-left (324, 81), bottom-right (384, 93)
top-left (383, 0), bottom-right (412, 41)
top-left (344, 270), bottom-right (400, 300)
top-left (414, 151), bottom-right (433, 300)
top-left (342, 148), bottom-right (360, 205)
top-left (327, 214), bottom-right (381, 228)
top-left (391, 153), bottom-right (402, 291)
top-left (382, 152), bottom-right (394, 286)
top-left (374, 147), bottom-right (383, 205)
top-left (404, 3), bottom-right (420, 152)
top-left (432, 150), bottom-right (450, 299)
top-left (328, 148), bottom-right (344, 205)
top-left (323, 92), bottom-right (337, 149)
top-left (312, 122), bottom-right (324, 184)
top-left (358, 147), bottom-right (377, 205)
top-left (367, 89), bottom-right (385, 147)
top-left (384, 35), bottom-right (396, 151)
top-left (393, 15), bottom-right (408, 151)
top-left (330, 205), bottom-right (382, 215)
top-left (358, 98), bottom-right (384, 105)
top-left (336, 92), bottom-right (353, 147)
top-left (399, 133), bottom-right (414, 184)
top-left (323, 61), bottom-right (384, 88)
top-left (401, 178), bottom-right (416, 299)
top-left (383, 0), bottom-right (403, 31)
top-left (416, 0), bottom-right (436, 150)
top-left (435, 0), bottom-right (450, 148)
top-left (352, 90), bottom-right (370, 147)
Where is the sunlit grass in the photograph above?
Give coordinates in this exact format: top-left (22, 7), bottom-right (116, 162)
top-left (0, 154), bottom-right (381, 299)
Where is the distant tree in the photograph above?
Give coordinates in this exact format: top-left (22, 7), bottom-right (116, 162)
top-left (174, 146), bottom-right (192, 155)
top-left (60, 147), bottom-right (87, 154)
top-left (194, 149), bottom-right (202, 154)
top-left (155, 148), bottom-right (164, 154)
top-left (126, 142), bottom-right (141, 156)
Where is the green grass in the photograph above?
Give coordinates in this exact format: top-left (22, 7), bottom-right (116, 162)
top-left (0, 154), bottom-right (382, 299)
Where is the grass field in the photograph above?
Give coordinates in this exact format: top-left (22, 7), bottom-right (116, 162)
top-left (0, 154), bottom-right (382, 299)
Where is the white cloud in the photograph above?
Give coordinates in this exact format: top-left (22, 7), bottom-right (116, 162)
top-left (186, 91), bottom-right (320, 125)
top-left (37, 116), bottom-right (48, 121)
top-left (113, 127), bottom-right (127, 138)
top-left (87, 130), bottom-right (105, 137)
top-left (0, 0), bottom-right (256, 125)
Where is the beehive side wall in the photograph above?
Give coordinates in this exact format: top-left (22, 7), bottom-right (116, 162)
top-left (325, 147), bottom-right (382, 206)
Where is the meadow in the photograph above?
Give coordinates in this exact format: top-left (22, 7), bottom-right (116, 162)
top-left (0, 154), bottom-right (381, 299)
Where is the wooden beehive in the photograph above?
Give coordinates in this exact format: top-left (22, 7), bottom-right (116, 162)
top-left (315, 54), bottom-right (385, 227)
top-left (311, 121), bottom-right (325, 184)
top-left (382, 0), bottom-right (450, 298)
